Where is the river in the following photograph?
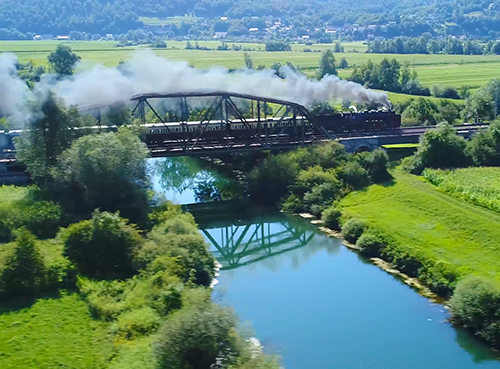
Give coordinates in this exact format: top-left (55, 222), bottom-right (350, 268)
top-left (151, 157), bottom-right (500, 369)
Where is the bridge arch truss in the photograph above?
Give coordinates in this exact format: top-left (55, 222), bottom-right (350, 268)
top-left (130, 91), bottom-right (332, 156)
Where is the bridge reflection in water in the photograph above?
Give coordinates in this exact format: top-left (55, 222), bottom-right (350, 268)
top-left (190, 202), bottom-right (329, 270)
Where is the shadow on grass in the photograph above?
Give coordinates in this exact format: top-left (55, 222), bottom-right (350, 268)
top-left (0, 290), bottom-right (66, 315)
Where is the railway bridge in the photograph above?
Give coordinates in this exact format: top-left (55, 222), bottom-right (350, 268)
top-left (0, 91), bottom-right (490, 164)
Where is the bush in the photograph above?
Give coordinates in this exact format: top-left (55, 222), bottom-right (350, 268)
top-left (63, 210), bottom-right (143, 278)
top-left (17, 200), bottom-right (62, 239)
top-left (154, 304), bottom-right (241, 369)
top-left (450, 276), bottom-right (500, 347)
top-left (338, 161), bottom-right (370, 189)
top-left (111, 307), bottom-right (161, 340)
top-left (282, 194), bottom-right (305, 213)
top-left (248, 154), bottom-right (298, 205)
top-left (136, 213), bottom-right (215, 286)
top-left (321, 206), bottom-right (341, 230)
top-left (0, 229), bottom-right (46, 297)
top-left (342, 219), bottom-right (365, 243)
top-left (364, 148), bottom-right (391, 183)
top-left (356, 233), bottom-right (385, 257)
top-left (410, 123), bottom-right (471, 173)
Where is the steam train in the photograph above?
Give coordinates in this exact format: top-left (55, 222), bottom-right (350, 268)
top-left (0, 110), bottom-right (401, 156)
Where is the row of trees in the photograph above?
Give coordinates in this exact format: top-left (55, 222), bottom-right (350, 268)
top-left (350, 58), bottom-right (429, 96)
top-left (368, 36), bottom-right (499, 55)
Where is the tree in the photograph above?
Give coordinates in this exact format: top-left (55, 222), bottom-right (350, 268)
top-left (154, 303), bottom-right (241, 369)
top-left (103, 101), bottom-right (133, 127)
top-left (0, 229), bottom-right (45, 297)
top-left (63, 210), bottom-right (143, 278)
top-left (54, 128), bottom-right (150, 223)
top-left (243, 52), bottom-right (253, 70)
top-left (338, 58), bottom-right (349, 69)
top-left (16, 93), bottom-right (77, 184)
top-left (47, 45), bottom-right (81, 76)
top-left (413, 122), bottom-right (471, 171)
top-left (402, 97), bottom-right (439, 126)
top-left (318, 49), bottom-right (337, 79)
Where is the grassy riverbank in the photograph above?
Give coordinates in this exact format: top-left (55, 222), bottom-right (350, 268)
top-left (339, 170), bottom-right (500, 287)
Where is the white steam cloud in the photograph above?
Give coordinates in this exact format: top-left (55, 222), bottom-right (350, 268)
top-left (0, 50), bottom-right (390, 127)
top-left (0, 53), bottom-right (32, 125)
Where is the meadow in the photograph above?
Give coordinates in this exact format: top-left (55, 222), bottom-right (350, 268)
top-left (423, 167), bottom-right (500, 213)
top-left (339, 170), bottom-right (500, 284)
top-left (3, 40), bottom-right (500, 91)
top-left (0, 292), bottom-right (113, 368)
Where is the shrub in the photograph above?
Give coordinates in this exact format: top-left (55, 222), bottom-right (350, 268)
top-left (17, 201), bottom-right (62, 239)
top-left (342, 219), bottom-right (365, 243)
top-left (248, 154), bottom-right (298, 205)
top-left (356, 233), bottom-right (385, 257)
top-left (337, 161), bottom-right (370, 189)
top-left (0, 229), bottom-right (46, 297)
top-left (450, 276), bottom-right (500, 347)
top-left (364, 148), bottom-right (391, 183)
top-left (303, 182), bottom-right (341, 216)
top-left (282, 194), bottom-right (305, 213)
top-left (111, 307), bottom-right (161, 340)
top-left (136, 214), bottom-right (215, 286)
top-left (63, 210), bottom-right (143, 278)
top-left (154, 304), bottom-right (241, 369)
top-left (321, 206), bottom-right (341, 230)
top-left (411, 123), bottom-right (471, 173)
top-left (401, 155), bottom-right (424, 174)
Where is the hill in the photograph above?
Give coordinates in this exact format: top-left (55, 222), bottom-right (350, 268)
top-left (1, 0), bottom-right (500, 38)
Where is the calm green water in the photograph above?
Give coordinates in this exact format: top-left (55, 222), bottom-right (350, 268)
top-left (152, 157), bottom-right (500, 369)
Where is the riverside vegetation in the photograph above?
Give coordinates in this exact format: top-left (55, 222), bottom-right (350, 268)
top-left (0, 95), bottom-right (279, 368)
top-left (244, 121), bottom-right (500, 350)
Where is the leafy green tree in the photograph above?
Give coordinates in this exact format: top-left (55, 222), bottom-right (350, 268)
top-left (243, 52), bottom-right (253, 69)
top-left (0, 229), bottom-right (45, 297)
top-left (103, 101), bottom-right (133, 127)
top-left (338, 58), bottom-right (349, 69)
top-left (154, 303), bottom-right (241, 369)
top-left (318, 49), bottom-right (337, 78)
top-left (16, 93), bottom-right (77, 184)
top-left (248, 154), bottom-right (298, 205)
top-left (450, 276), bottom-right (500, 347)
top-left (411, 123), bottom-right (471, 172)
top-left (47, 45), bottom-right (81, 76)
top-left (63, 210), bottom-right (143, 278)
top-left (402, 97), bottom-right (439, 126)
top-left (55, 128), bottom-right (150, 223)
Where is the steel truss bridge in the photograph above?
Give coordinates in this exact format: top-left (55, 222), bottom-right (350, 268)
top-left (126, 91), bottom-right (332, 157)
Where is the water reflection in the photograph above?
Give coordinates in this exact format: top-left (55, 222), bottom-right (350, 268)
top-left (151, 157), bottom-right (242, 204)
top-left (200, 211), bottom-right (339, 271)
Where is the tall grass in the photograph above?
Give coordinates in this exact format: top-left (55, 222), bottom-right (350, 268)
top-left (424, 167), bottom-right (500, 213)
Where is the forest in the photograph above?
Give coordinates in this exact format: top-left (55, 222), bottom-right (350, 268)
top-left (2, 0), bottom-right (500, 38)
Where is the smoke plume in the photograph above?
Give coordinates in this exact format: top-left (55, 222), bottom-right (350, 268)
top-left (0, 50), bottom-right (390, 127)
top-left (0, 53), bottom-right (32, 126)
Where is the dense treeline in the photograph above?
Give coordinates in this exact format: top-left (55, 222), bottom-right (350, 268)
top-left (368, 36), bottom-right (496, 55)
top-left (2, 0), bottom-right (500, 37)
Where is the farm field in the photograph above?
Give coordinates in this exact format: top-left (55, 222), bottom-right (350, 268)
top-left (423, 167), bottom-right (500, 213)
top-left (2, 40), bottom-right (500, 91)
top-left (339, 170), bottom-right (500, 284)
top-left (0, 292), bottom-right (113, 368)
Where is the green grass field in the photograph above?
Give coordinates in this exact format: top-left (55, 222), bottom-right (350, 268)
top-left (423, 167), bottom-right (500, 213)
top-left (3, 40), bottom-right (500, 92)
top-left (0, 292), bottom-right (113, 368)
top-left (340, 170), bottom-right (500, 284)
